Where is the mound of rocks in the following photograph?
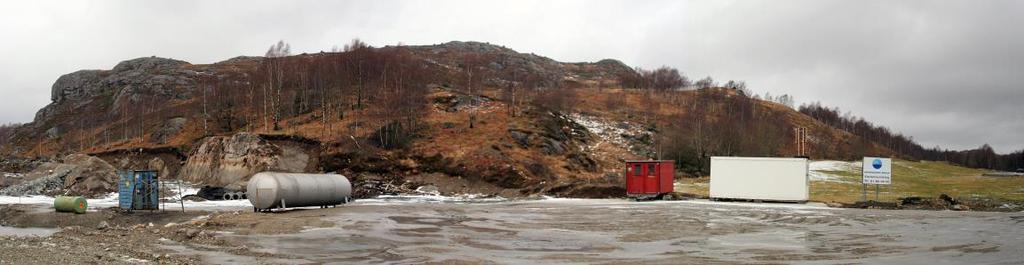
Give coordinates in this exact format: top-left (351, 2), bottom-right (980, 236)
top-left (62, 154), bottom-right (119, 196)
top-left (0, 165), bottom-right (71, 196)
top-left (0, 154), bottom-right (118, 197)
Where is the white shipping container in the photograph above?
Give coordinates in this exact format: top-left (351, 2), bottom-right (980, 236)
top-left (710, 157), bottom-right (809, 202)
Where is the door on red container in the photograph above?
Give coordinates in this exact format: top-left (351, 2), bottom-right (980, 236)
top-left (628, 164), bottom-right (643, 194)
top-left (645, 164), bottom-right (658, 194)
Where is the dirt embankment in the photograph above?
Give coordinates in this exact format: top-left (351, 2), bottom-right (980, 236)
top-left (318, 147), bottom-right (625, 199)
top-left (92, 147), bottom-right (188, 181)
top-left (844, 194), bottom-right (1024, 212)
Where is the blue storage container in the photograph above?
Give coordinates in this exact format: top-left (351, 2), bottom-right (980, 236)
top-left (117, 170), bottom-right (160, 211)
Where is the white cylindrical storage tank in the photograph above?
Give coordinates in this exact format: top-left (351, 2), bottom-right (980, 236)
top-left (247, 172), bottom-right (352, 210)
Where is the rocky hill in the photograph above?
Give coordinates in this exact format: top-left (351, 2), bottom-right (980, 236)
top-left (1, 41), bottom-right (896, 198)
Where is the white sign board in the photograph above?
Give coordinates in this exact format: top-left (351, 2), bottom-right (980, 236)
top-left (862, 157), bottom-right (892, 185)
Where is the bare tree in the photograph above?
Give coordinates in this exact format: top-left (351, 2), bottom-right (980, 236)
top-left (461, 53), bottom-right (486, 128)
top-left (343, 38), bottom-right (369, 52)
top-left (620, 66), bottom-right (688, 90)
top-left (501, 74), bottom-right (520, 117)
top-left (202, 78), bottom-right (209, 135)
top-left (266, 40), bottom-right (291, 57)
top-left (261, 40), bottom-right (292, 131)
top-left (694, 76), bottom-right (716, 89)
top-left (344, 38), bottom-right (371, 110)
top-left (648, 66), bottom-right (689, 90)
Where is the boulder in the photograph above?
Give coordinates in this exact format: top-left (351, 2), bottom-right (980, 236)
top-left (96, 221), bottom-right (109, 230)
top-left (539, 137), bottom-right (567, 155)
top-left (508, 130), bottom-right (530, 147)
top-left (147, 157), bottom-right (175, 180)
top-left (61, 154), bottom-right (119, 197)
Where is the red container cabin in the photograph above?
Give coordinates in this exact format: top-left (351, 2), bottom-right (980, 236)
top-left (625, 160), bottom-right (675, 199)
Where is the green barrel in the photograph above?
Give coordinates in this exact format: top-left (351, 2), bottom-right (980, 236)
top-left (54, 196), bottom-right (88, 214)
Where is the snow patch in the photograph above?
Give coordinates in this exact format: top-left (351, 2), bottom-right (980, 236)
top-left (357, 193), bottom-right (507, 205)
top-left (536, 195), bottom-right (596, 202)
top-left (809, 160), bottom-right (860, 183)
top-left (567, 113), bottom-right (646, 152)
top-left (0, 182), bottom-right (253, 211)
top-left (811, 159), bottom-right (860, 172)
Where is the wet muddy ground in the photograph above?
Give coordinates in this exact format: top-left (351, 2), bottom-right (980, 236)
top-left (204, 199), bottom-right (1024, 264)
top-left (2, 199), bottom-right (1023, 264)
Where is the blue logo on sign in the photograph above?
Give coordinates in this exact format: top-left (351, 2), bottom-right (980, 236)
top-left (872, 159), bottom-right (883, 169)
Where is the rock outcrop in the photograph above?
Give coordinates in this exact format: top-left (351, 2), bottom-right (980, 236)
top-left (404, 41), bottom-right (571, 88)
top-left (49, 70), bottom-right (106, 104)
top-left (178, 133), bottom-right (312, 190)
top-left (19, 57), bottom-right (200, 143)
top-left (49, 57), bottom-right (193, 106)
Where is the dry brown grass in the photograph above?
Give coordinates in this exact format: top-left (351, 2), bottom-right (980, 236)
top-left (675, 160), bottom-right (1023, 205)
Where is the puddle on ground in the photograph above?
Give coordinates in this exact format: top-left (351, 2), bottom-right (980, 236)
top-left (157, 238), bottom-right (310, 264)
top-left (0, 226), bottom-right (58, 237)
top-left (234, 228), bottom-right (416, 263)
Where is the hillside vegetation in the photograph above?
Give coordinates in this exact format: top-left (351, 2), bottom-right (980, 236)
top-left (0, 40), bottom-right (1009, 198)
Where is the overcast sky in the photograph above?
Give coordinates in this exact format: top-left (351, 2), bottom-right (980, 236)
top-left (0, 0), bottom-right (1020, 153)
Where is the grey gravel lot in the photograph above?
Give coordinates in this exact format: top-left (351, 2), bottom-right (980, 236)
top-left (3, 199), bottom-right (1023, 264)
